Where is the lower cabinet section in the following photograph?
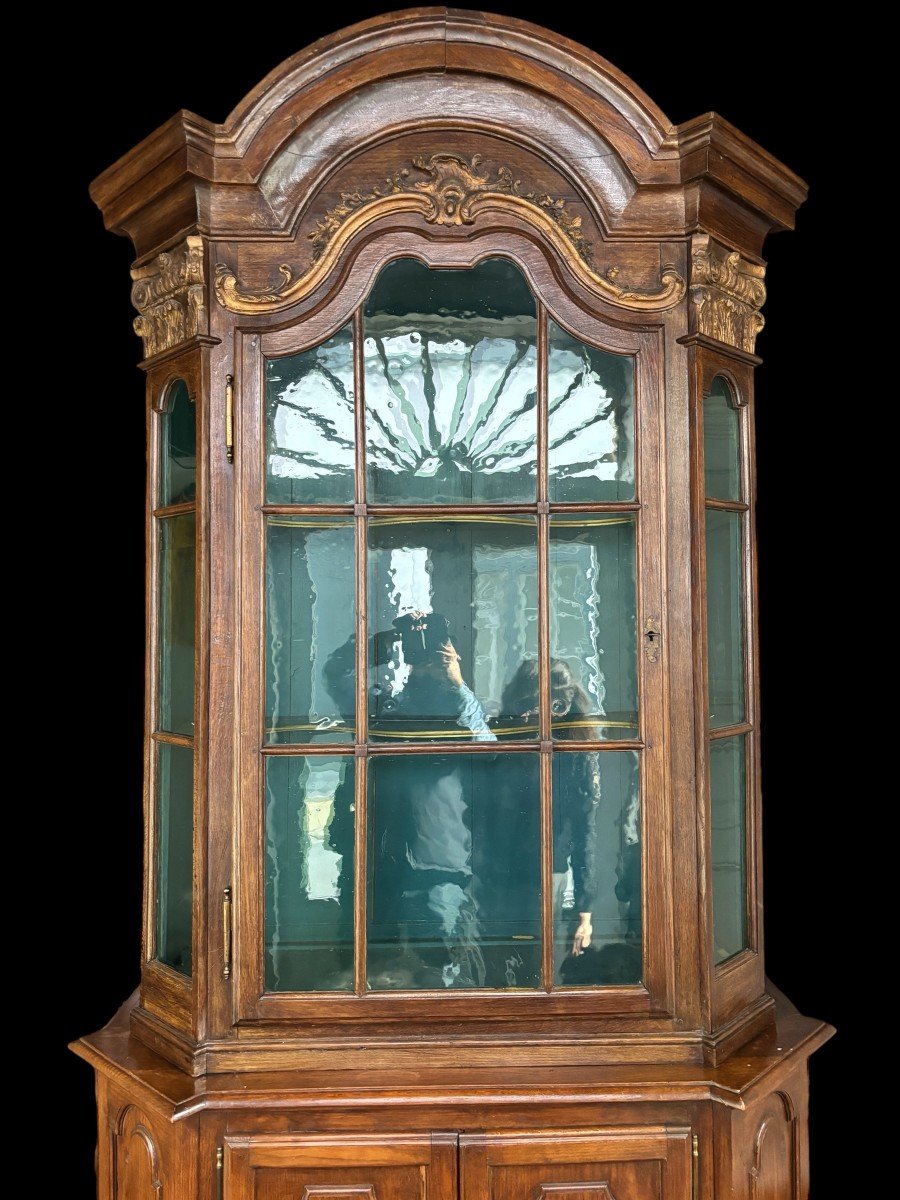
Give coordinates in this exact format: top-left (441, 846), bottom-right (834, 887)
top-left (223, 1132), bottom-right (458, 1200)
top-left (460, 1127), bottom-right (693, 1200)
top-left (223, 1127), bottom-right (693, 1200)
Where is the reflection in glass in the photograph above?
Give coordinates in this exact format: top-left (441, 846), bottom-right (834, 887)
top-left (704, 378), bottom-right (741, 501)
top-left (549, 516), bottom-right (637, 739)
top-left (158, 512), bottom-right (196, 736)
top-left (156, 742), bottom-right (193, 975)
top-left (367, 518), bottom-right (538, 741)
top-left (548, 321), bottom-right (634, 502)
top-left (705, 510), bottom-right (745, 728)
top-left (266, 325), bottom-right (355, 504)
top-left (367, 753), bottom-right (540, 990)
top-left (266, 517), bottom-right (356, 744)
top-left (364, 259), bottom-right (537, 504)
top-left (710, 735), bottom-right (747, 963)
top-left (265, 756), bottom-right (355, 991)
top-left (552, 752), bottom-right (641, 985)
top-left (160, 379), bottom-right (196, 506)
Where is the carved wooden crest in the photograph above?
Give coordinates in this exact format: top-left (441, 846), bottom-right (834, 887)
top-left (215, 154), bottom-right (685, 314)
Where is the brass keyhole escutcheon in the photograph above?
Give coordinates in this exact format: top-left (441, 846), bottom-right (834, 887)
top-left (644, 617), bottom-right (661, 662)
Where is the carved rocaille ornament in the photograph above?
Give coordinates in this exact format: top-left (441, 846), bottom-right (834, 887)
top-left (215, 154), bottom-right (685, 314)
top-left (131, 235), bottom-right (206, 358)
top-left (690, 234), bottom-right (766, 353)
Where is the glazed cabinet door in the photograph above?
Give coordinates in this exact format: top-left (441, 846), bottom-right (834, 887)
top-left (460, 1127), bottom-right (693, 1200)
top-left (223, 1132), bottom-right (457, 1199)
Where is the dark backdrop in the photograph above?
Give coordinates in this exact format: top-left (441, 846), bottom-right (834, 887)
top-left (49, 8), bottom-right (846, 1195)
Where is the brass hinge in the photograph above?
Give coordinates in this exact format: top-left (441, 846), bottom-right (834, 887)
top-left (222, 887), bottom-right (233, 980)
top-left (692, 1132), bottom-right (700, 1200)
top-left (225, 373), bottom-right (235, 464)
top-left (216, 1145), bottom-right (224, 1200)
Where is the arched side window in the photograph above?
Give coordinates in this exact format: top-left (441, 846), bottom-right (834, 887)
top-left (703, 376), bottom-right (750, 965)
top-left (153, 379), bottom-right (196, 976)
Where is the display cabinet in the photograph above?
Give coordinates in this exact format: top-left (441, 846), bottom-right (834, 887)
top-left (73, 10), bottom-right (832, 1198)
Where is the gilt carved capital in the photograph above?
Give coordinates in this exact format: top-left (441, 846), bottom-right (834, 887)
top-left (131, 235), bottom-right (206, 359)
top-left (690, 234), bottom-right (766, 353)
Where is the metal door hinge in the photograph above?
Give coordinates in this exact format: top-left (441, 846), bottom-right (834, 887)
top-left (225, 374), bottom-right (235, 464)
top-left (644, 617), bottom-right (661, 662)
top-left (216, 1146), bottom-right (224, 1200)
top-left (222, 887), bottom-right (233, 980)
top-left (692, 1132), bottom-right (699, 1200)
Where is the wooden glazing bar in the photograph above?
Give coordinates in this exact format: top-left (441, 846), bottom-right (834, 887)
top-left (261, 501), bottom-right (642, 516)
top-left (151, 730), bottom-right (194, 749)
top-left (537, 304), bottom-right (554, 992)
top-left (353, 754), bottom-right (368, 996)
top-left (549, 501), bottom-right (642, 513)
top-left (552, 739), bottom-right (644, 753)
top-left (260, 744), bottom-right (357, 756)
top-left (262, 504), bottom-right (354, 516)
top-left (153, 500), bottom-right (197, 520)
top-left (261, 739), bottom-right (643, 756)
top-left (353, 305), bottom-right (369, 997)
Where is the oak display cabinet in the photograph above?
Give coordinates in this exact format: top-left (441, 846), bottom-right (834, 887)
top-left (73, 10), bottom-right (832, 1198)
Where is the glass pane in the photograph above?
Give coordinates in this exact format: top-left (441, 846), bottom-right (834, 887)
top-left (710, 735), bottom-right (747, 963)
top-left (705, 509), bottom-right (745, 728)
top-left (364, 258), bottom-right (537, 504)
top-left (704, 377), bottom-right (741, 500)
top-left (548, 320), bottom-right (635, 502)
top-left (549, 516), bottom-right (637, 739)
top-left (265, 756), bottom-right (355, 991)
top-left (158, 512), bottom-right (195, 736)
top-left (552, 752), bottom-right (641, 986)
top-left (367, 753), bottom-right (540, 990)
top-left (266, 324), bottom-right (355, 504)
top-left (160, 379), bottom-right (196, 506)
top-left (266, 517), bottom-right (356, 745)
top-left (156, 742), bottom-right (193, 975)
top-left (368, 517), bottom-right (538, 741)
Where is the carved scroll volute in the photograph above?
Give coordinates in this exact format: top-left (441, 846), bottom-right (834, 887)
top-left (131, 235), bottom-right (207, 359)
top-left (690, 233), bottom-right (766, 353)
top-left (215, 154), bottom-right (685, 314)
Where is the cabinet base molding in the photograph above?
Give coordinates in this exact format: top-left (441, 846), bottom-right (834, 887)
top-left (74, 996), bottom-right (831, 1199)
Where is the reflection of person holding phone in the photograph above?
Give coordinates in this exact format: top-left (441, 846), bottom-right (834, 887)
top-left (500, 659), bottom-right (601, 977)
top-left (325, 610), bottom-right (495, 988)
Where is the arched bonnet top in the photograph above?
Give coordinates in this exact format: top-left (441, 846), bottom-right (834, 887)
top-left (92, 9), bottom-right (807, 266)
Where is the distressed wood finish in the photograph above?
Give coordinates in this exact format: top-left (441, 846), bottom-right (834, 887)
top-left (73, 9), bottom-right (830, 1197)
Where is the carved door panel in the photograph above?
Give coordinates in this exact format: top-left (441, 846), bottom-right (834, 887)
top-left (460, 1127), bottom-right (693, 1200)
top-left (113, 1104), bottom-right (167, 1199)
top-left (223, 1132), bottom-right (457, 1200)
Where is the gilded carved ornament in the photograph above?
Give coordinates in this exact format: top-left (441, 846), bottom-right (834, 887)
top-left (690, 234), bottom-right (766, 353)
top-left (215, 154), bottom-right (685, 314)
top-left (131, 235), bottom-right (206, 359)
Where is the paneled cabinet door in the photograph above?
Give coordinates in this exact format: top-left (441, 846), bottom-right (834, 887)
top-left (223, 1132), bottom-right (457, 1199)
top-left (460, 1127), bottom-right (693, 1200)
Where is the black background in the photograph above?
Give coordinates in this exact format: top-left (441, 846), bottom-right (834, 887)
top-left (49, 7), bottom-right (847, 1195)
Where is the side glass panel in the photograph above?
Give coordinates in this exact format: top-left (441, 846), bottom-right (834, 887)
top-left (703, 378), bottom-right (741, 501)
top-left (548, 320), bottom-right (635, 502)
top-left (548, 516), bottom-right (637, 739)
top-left (156, 742), bottom-right (194, 974)
top-left (367, 518), bottom-right (538, 741)
top-left (265, 517), bottom-right (356, 745)
top-left (710, 735), bottom-right (747, 964)
top-left (160, 379), bottom-right (196, 506)
top-left (552, 752), bottom-right (641, 985)
top-left (158, 512), bottom-right (196, 737)
top-left (364, 258), bottom-right (537, 504)
top-left (266, 324), bottom-right (355, 504)
top-left (367, 753), bottom-right (541, 990)
top-left (265, 756), bottom-right (355, 991)
top-left (705, 509), bottom-right (745, 728)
